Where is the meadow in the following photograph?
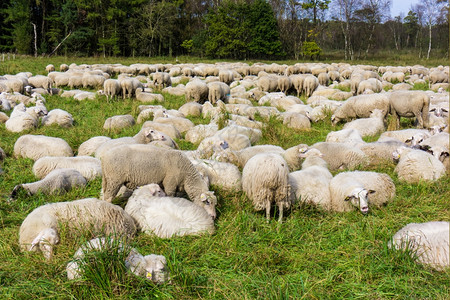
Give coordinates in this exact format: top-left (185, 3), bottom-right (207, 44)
top-left (0, 56), bottom-right (449, 299)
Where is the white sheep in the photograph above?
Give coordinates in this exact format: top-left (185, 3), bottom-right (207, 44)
top-left (135, 88), bottom-right (164, 103)
top-left (103, 114), bottom-right (135, 130)
top-left (242, 153), bottom-right (291, 222)
top-left (153, 116), bottom-right (194, 134)
top-left (329, 174), bottom-right (375, 214)
top-left (356, 78), bottom-right (382, 94)
top-left (142, 128), bottom-right (179, 149)
top-left (103, 79), bottom-right (121, 101)
top-left (311, 142), bottom-right (368, 171)
top-left (28, 75), bottom-right (53, 91)
top-left (192, 159), bottom-right (242, 192)
top-left (10, 168), bottom-right (87, 199)
top-left (124, 184), bottom-right (215, 238)
top-left (393, 146), bottom-right (446, 183)
top-left (378, 128), bottom-right (431, 145)
top-left (357, 140), bottom-right (406, 165)
top-left (185, 124), bottom-right (219, 144)
top-left (388, 91), bottom-right (430, 129)
top-left (185, 79), bottom-right (209, 103)
top-left (207, 81), bottom-right (230, 104)
top-left (66, 237), bottom-right (170, 284)
top-left (41, 108), bottom-right (74, 128)
top-left (19, 198), bottom-right (136, 260)
top-left (14, 135), bottom-right (73, 161)
top-left (331, 94), bottom-right (390, 125)
top-left (178, 101), bottom-right (203, 117)
top-left (77, 136), bottom-right (112, 156)
top-left (33, 156), bottom-right (102, 181)
top-left (325, 128), bottom-right (365, 145)
top-left (94, 137), bottom-right (138, 160)
top-left (153, 72), bottom-right (171, 88)
top-left (100, 144), bottom-right (217, 219)
top-left (388, 221), bottom-right (449, 271)
top-left (342, 109), bottom-right (386, 137)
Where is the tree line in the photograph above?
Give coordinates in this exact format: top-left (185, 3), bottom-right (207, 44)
top-left (0, 0), bottom-right (448, 60)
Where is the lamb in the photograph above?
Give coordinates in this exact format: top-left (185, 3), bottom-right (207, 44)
top-left (311, 142), bottom-right (368, 171)
top-left (19, 198), bottom-right (137, 260)
top-left (100, 144), bottom-right (217, 219)
top-left (14, 135), bottom-right (73, 161)
top-left (388, 221), bottom-right (449, 271)
top-left (32, 156), bottom-right (102, 181)
top-left (66, 237), bottom-right (170, 284)
top-left (103, 79), bottom-right (121, 101)
top-left (342, 109), bottom-right (386, 137)
top-left (192, 159), bottom-right (242, 192)
top-left (124, 184), bottom-right (215, 238)
top-left (289, 148), bottom-right (333, 210)
top-left (331, 94), bottom-right (390, 125)
top-left (10, 168), bottom-right (87, 199)
top-left (103, 114), bottom-right (135, 130)
top-left (242, 153), bottom-right (291, 222)
top-left (135, 87), bottom-right (164, 103)
top-left (185, 79), bottom-right (209, 103)
top-left (41, 108), bottom-right (74, 128)
top-left (388, 91), bottom-right (430, 129)
top-left (207, 81), bottom-right (230, 104)
top-left (77, 136), bottom-right (111, 156)
top-left (393, 146), bottom-right (446, 183)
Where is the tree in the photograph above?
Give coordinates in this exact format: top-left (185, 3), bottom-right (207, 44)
top-left (403, 10), bottom-right (419, 48)
top-left (414, 0), bottom-right (445, 59)
top-left (3, 0), bottom-right (32, 54)
top-left (301, 0), bottom-right (330, 26)
top-left (331, 0), bottom-right (362, 60)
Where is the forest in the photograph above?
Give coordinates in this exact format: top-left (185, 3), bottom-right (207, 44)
top-left (0, 0), bottom-right (448, 60)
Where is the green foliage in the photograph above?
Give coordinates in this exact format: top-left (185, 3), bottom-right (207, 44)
top-left (180, 39), bottom-right (193, 54)
top-left (301, 41), bottom-right (322, 60)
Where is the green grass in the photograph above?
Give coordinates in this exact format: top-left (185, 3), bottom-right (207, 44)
top-left (0, 58), bottom-right (449, 299)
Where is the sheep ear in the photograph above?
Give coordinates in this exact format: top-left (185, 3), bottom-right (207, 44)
top-left (30, 232), bottom-right (45, 251)
top-left (405, 138), bottom-right (412, 143)
top-left (200, 193), bottom-right (207, 201)
top-left (344, 196), bottom-right (352, 201)
top-left (442, 151), bottom-right (449, 158)
top-left (368, 190), bottom-right (376, 194)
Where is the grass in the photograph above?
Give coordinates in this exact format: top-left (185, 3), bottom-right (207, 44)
top-left (0, 58), bottom-right (449, 299)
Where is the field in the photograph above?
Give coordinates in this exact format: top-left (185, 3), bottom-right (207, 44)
top-left (0, 57), bottom-right (449, 299)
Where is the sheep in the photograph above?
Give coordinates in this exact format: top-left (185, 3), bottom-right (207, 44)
top-left (378, 129), bottom-right (431, 145)
top-left (135, 87), bottom-right (164, 103)
top-left (0, 111), bottom-right (8, 123)
top-left (342, 109), bottom-right (386, 137)
top-left (388, 221), bottom-right (449, 271)
top-left (5, 104), bottom-right (39, 132)
top-left (28, 75), bottom-right (52, 92)
top-left (124, 184), bottom-right (215, 238)
top-left (389, 91), bottom-right (430, 129)
top-left (153, 116), bottom-right (194, 134)
top-left (60, 64), bottom-right (69, 72)
top-left (185, 124), bottom-right (219, 144)
top-left (185, 79), bottom-right (209, 103)
top-left (141, 121), bottom-right (181, 140)
top-left (77, 136), bottom-right (111, 156)
top-left (281, 112), bottom-right (311, 130)
top-left (215, 124), bottom-right (262, 145)
top-left (329, 174), bottom-right (375, 214)
top-left (10, 168), bottom-right (87, 199)
top-left (258, 75), bottom-right (278, 92)
top-left (66, 237), bottom-right (170, 284)
top-left (103, 114), bottom-right (135, 130)
top-left (277, 76), bottom-right (292, 93)
top-left (356, 78), bottom-right (382, 94)
top-left (119, 77), bottom-right (143, 99)
top-left (311, 142), bottom-right (368, 171)
top-left (207, 81), bottom-right (230, 104)
top-left (289, 148), bottom-right (333, 210)
top-left (289, 74), bottom-right (306, 97)
top-left (429, 70), bottom-right (448, 84)
top-left (178, 101), bottom-right (203, 117)
top-left (192, 159), bottom-right (242, 192)
top-left (187, 136), bottom-right (230, 160)
top-left (357, 140), bottom-right (407, 165)
top-left (41, 108), bottom-right (74, 128)
top-left (393, 146), bottom-right (446, 183)
top-left (317, 72), bottom-right (329, 86)
top-left (326, 128), bottom-right (365, 145)
top-left (219, 69), bottom-right (234, 84)
top-left (153, 72), bottom-right (171, 88)
top-left (331, 94), bottom-right (390, 125)
top-left (94, 137), bottom-right (138, 160)
top-left (32, 156), bottom-right (102, 181)
top-left (103, 79), bottom-right (121, 101)
top-left (142, 128), bottom-right (179, 149)
top-left (303, 75), bottom-right (319, 97)
top-left (82, 74), bottom-right (106, 89)
top-left (100, 144), bottom-right (217, 219)
top-left (14, 135), bottom-right (73, 161)
top-left (19, 198), bottom-right (137, 260)
top-left (242, 153), bottom-right (291, 222)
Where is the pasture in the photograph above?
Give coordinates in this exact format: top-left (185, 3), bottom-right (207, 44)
top-left (0, 57), bottom-right (449, 299)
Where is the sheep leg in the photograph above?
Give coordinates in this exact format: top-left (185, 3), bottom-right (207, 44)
top-left (162, 176), bottom-right (178, 197)
top-left (265, 200), bottom-right (271, 222)
top-left (277, 202), bottom-right (284, 224)
top-left (415, 111), bottom-right (424, 129)
top-left (102, 178), bottom-right (122, 202)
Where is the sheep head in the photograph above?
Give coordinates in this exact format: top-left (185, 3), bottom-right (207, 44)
top-left (30, 228), bottom-right (60, 260)
top-left (198, 191), bottom-right (217, 220)
top-left (344, 188), bottom-right (375, 214)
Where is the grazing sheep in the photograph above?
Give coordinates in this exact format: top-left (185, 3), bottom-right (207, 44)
top-left (103, 79), bottom-right (121, 101)
top-left (317, 73), bottom-right (329, 86)
top-left (207, 81), bottom-right (230, 104)
top-left (103, 114), bottom-right (135, 130)
top-left (10, 168), bottom-right (87, 199)
top-left (242, 153), bottom-right (291, 222)
top-left (33, 156), bottom-right (102, 181)
top-left (393, 146), bottom-right (446, 183)
top-left (124, 184), bottom-right (215, 238)
top-left (289, 148), bottom-right (333, 210)
top-left (77, 136), bottom-right (111, 156)
top-left (192, 159), bottom-right (242, 192)
top-left (277, 76), bottom-right (292, 93)
top-left (219, 69), bottom-right (234, 84)
top-left (311, 142), bottom-right (368, 171)
top-left (342, 109), bottom-right (386, 137)
top-left (331, 94), bottom-right (390, 125)
top-left (389, 91), bottom-right (430, 129)
top-left (153, 72), bottom-right (171, 88)
top-left (19, 198), bottom-right (136, 260)
top-left (290, 74), bottom-right (306, 97)
top-left (101, 144), bottom-right (217, 219)
top-left (356, 78), bottom-right (382, 94)
top-left (66, 237), bottom-right (170, 283)
top-left (28, 75), bottom-right (53, 91)
top-left (41, 108), bottom-right (74, 128)
top-left (185, 79), bottom-right (209, 103)
top-left (329, 174), bottom-right (375, 214)
top-left (60, 64), bottom-right (69, 72)
top-left (303, 75), bottom-right (319, 97)
top-left (14, 135), bottom-right (73, 160)
top-left (258, 75), bottom-right (278, 92)
top-left (389, 221), bottom-right (449, 271)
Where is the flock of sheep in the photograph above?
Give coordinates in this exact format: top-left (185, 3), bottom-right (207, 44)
top-left (0, 60), bottom-right (449, 281)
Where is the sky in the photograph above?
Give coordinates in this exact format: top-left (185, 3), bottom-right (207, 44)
top-left (391, 0), bottom-right (420, 18)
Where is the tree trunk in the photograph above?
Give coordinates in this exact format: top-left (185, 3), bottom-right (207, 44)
top-left (427, 23), bottom-right (432, 59)
top-left (32, 23), bottom-right (38, 57)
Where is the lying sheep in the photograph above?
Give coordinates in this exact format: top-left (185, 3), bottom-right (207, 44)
top-left (343, 109), bottom-right (386, 137)
top-left (153, 116), bottom-right (194, 134)
top-left (389, 91), bottom-right (430, 129)
top-left (77, 136), bottom-right (112, 156)
top-left (103, 114), bottom-right (135, 130)
top-left (242, 153), bottom-right (291, 222)
top-left (135, 88), bottom-right (164, 103)
top-left (19, 198), bottom-right (136, 259)
top-left (95, 137), bottom-right (138, 160)
top-left (66, 237), bottom-right (170, 284)
top-left (357, 140), bottom-right (406, 165)
top-left (101, 144), bottom-right (217, 219)
top-left (378, 128), bottom-right (431, 145)
top-left (326, 128), bottom-right (365, 145)
top-left (41, 108), bottom-right (74, 128)
top-left (144, 128), bottom-right (179, 149)
top-left (192, 159), bottom-right (242, 192)
top-left (311, 142), bottom-right (368, 171)
top-left (10, 168), bottom-right (87, 199)
top-left (185, 124), bottom-right (219, 144)
top-left (33, 156), bottom-right (102, 181)
top-left (393, 146), bottom-right (446, 183)
top-left (124, 184), bottom-right (214, 238)
top-left (178, 101), bottom-right (203, 117)
top-left (356, 78), bottom-right (382, 94)
top-left (388, 221), bottom-right (449, 271)
top-left (14, 135), bottom-right (73, 161)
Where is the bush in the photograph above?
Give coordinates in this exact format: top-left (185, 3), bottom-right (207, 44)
top-left (301, 41), bottom-right (322, 60)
